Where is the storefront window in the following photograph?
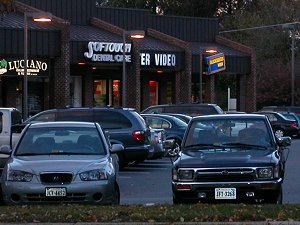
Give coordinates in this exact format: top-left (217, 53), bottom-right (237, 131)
top-left (112, 80), bottom-right (121, 106)
top-left (94, 80), bottom-right (107, 106)
top-left (149, 81), bottom-right (158, 106)
top-left (70, 76), bottom-right (82, 107)
top-left (167, 81), bottom-right (172, 104)
top-left (28, 78), bottom-right (48, 116)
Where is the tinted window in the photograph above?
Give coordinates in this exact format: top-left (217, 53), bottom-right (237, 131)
top-left (28, 112), bottom-right (56, 122)
top-left (94, 111), bottom-right (132, 129)
top-left (164, 106), bottom-right (219, 116)
top-left (144, 107), bottom-right (163, 114)
top-left (57, 111), bottom-right (92, 122)
top-left (11, 110), bottom-right (22, 125)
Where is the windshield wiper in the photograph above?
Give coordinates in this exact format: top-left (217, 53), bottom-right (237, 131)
top-left (221, 142), bottom-right (268, 149)
top-left (185, 143), bottom-right (220, 148)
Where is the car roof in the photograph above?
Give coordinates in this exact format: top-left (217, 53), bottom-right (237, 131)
top-left (191, 113), bottom-right (267, 120)
top-left (28, 121), bottom-right (97, 128)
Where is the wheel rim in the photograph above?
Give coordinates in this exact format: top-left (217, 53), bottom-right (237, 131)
top-left (168, 142), bottom-right (180, 157)
top-left (275, 130), bottom-right (284, 138)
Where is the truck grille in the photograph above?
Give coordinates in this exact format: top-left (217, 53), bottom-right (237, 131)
top-left (40, 173), bottom-right (73, 184)
top-left (195, 168), bottom-right (255, 182)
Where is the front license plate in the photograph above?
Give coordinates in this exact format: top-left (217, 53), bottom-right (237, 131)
top-left (215, 188), bottom-right (236, 199)
top-left (45, 187), bottom-right (67, 197)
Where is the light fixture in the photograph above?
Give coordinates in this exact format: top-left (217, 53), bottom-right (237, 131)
top-left (23, 11), bottom-right (52, 120)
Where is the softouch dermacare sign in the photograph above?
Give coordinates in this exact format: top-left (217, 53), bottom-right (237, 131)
top-left (205, 53), bottom-right (226, 75)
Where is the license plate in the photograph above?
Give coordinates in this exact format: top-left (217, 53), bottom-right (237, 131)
top-left (45, 187), bottom-right (67, 197)
top-left (215, 188), bottom-right (236, 199)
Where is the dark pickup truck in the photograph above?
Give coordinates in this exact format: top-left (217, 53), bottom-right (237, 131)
top-left (171, 114), bottom-right (291, 204)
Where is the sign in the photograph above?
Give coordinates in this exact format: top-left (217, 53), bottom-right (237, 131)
top-left (140, 51), bottom-right (183, 70)
top-left (0, 58), bottom-right (49, 76)
top-left (205, 53), bottom-right (226, 75)
top-left (84, 42), bottom-right (132, 63)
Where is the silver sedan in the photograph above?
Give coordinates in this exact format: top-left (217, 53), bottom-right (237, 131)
top-left (0, 121), bottom-right (124, 205)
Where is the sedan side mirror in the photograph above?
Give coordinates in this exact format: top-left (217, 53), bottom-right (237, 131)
top-left (110, 143), bottom-right (124, 153)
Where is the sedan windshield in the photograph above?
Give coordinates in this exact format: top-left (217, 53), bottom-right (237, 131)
top-left (15, 127), bottom-right (106, 156)
top-left (184, 118), bottom-right (273, 149)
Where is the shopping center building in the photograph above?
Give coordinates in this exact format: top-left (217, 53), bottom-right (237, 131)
top-left (0, 0), bottom-right (256, 117)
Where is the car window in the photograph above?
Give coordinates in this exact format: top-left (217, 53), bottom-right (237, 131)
top-left (28, 112), bottom-right (56, 122)
top-left (94, 111), bottom-right (132, 129)
top-left (184, 118), bottom-right (272, 148)
top-left (57, 111), bottom-right (92, 122)
top-left (15, 126), bottom-right (105, 156)
top-left (11, 110), bottom-right (22, 125)
top-left (144, 107), bottom-right (163, 114)
top-left (144, 118), bottom-right (163, 129)
top-left (265, 114), bottom-right (277, 122)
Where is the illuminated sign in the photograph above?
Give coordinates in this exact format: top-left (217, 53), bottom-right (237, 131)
top-left (205, 53), bottom-right (226, 75)
top-left (84, 42), bottom-right (132, 62)
top-left (0, 58), bottom-right (49, 76)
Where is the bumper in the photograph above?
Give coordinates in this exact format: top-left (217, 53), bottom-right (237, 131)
top-left (124, 145), bottom-right (152, 162)
top-left (172, 179), bottom-right (282, 202)
top-left (2, 180), bottom-right (117, 205)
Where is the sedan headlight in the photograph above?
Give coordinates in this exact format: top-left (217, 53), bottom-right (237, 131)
top-left (7, 170), bottom-right (33, 182)
top-left (178, 169), bottom-right (194, 181)
top-left (257, 167), bottom-right (273, 179)
top-left (79, 170), bottom-right (108, 181)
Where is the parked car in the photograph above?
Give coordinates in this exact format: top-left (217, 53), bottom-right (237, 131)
top-left (12, 107), bottom-right (153, 168)
top-left (171, 114), bottom-right (291, 204)
top-left (253, 111), bottom-right (300, 138)
top-left (162, 113), bottom-right (192, 124)
top-left (260, 106), bottom-right (300, 119)
top-left (0, 121), bottom-right (124, 205)
top-left (279, 112), bottom-right (300, 129)
top-left (141, 103), bottom-right (224, 116)
top-left (0, 107), bottom-right (22, 148)
top-left (141, 114), bottom-right (188, 157)
top-left (147, 127), bottom-right (167, 160)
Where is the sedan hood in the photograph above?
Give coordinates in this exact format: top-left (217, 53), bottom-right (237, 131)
top-left (177, 149), bottom-right (276, 168)
top-left (8, 155), bottom-right (108, 174)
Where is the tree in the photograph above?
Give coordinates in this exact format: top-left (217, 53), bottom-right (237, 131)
top-left (220, 0), bottom-right (300, 107)
top-left (97, 0), bottom-right (247, 17)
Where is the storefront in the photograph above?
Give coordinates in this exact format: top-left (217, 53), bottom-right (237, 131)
top-left (0, 0), bottom-right (256, 116)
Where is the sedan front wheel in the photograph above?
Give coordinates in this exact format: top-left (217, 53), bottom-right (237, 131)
top-left (274, 129), bottom-right (284, 138)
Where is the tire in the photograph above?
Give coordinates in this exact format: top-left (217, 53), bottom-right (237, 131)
top-left (265, 188), bottom-right (283, 204)
top-left (116, 152), bottom-right (127, 169)
top-left (274, 129), bottom-right (284, 138)
top-left (112, 183), bottom-right (120, 205)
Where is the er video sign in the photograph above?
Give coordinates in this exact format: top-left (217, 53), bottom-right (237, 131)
top-left (205, 53), bottom-right (226, 75)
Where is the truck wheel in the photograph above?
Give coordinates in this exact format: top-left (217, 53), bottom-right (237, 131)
top-left (265, 188), bottom-right (283, 204)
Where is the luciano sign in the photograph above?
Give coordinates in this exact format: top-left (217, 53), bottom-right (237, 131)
top-left (0, 58), bottom-right (49, 76)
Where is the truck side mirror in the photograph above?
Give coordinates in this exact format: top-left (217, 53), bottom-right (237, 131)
top-left (277, 136), bottom-right (291, 147)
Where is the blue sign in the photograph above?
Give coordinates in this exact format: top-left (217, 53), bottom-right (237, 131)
top-left (205, 53), bottom-right (226, 75)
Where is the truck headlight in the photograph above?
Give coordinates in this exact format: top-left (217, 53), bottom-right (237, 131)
top-left (178, 169), bottom-right (194, 181)
top-left (7, 170), bottom-right (33, 182)
top-left (257, 168), bottom-right (273, 179)
top-left (79, 170), bottom-right (108, 181)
